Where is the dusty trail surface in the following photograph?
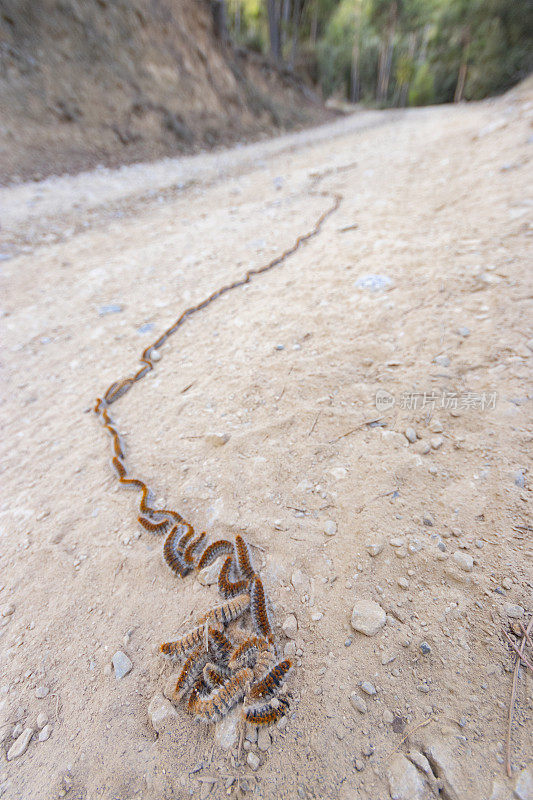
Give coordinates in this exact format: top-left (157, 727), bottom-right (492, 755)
top-left (1, 89), bottom-right (532, 800)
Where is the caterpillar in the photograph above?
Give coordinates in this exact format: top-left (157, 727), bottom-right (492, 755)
top-left (198, 593), bottom-right (250, 627)
top-left (250, 575), bottom-right (274, 645)
top-left (160, 623), bottom-right (223, 661)
top-left (163, 524), bottom-right (195, 577)
top-left (243, 697), bottom-right (290, 726)
top-left (248, 659), bottom-right (292, 701)
top-left (189, 668), bottom-right (253, 723)
top-left (218, 555), bottom-right (250, 598)
top-left (196, 540), bottom-right (234, 571)
top-left (203, 663), bottom-right (231, 690)
top-left (183, 531), bottom-right (208, 565)
top-left (138, 515), bottom-right (169, 533)
top-left (228, 636), bottom-right (272, 671)
top-left (174, 645), bottom-right (211, 700)
top-left (235, 535), bottom-right (255, 581)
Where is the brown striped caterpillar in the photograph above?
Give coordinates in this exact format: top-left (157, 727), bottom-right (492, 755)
top-left (228, 636), bottom-right (272, 671)
top-left (248, 659), bottom-right (292, 701)
top-left (163, 524), bottom-right (195, 577)
top-left (250, 575), bottom-right (274, 645)
top-left (174, 646), bottom-right (211, 700)
top-left (198, 593), bottom-right (250, 626)
top-left (196, 540), bottom-right (234, 571)
top-left (160, 623), bottom-right (223, 661)
top-left (203, 663), bottom-right (231, 689)
top-left (243, 697), bottom-right (289, 726)
top-left (138, 515), bottom-right (169, 533)
top-left (207, 628), bottom-right (234, 664)
top-left (235, 535), bottom-right (255, 580)
top-left (218, 555), bottom-right (250, 598)
top-left (189, 668), bottom-right (253, 723)
top-left (183, 531), bottom-right (207, 565)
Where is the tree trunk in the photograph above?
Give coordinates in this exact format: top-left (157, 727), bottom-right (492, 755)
top-left (211, 0), bottom-right (229, 44)
top-left (267, 0), bottom-right (282, 62)
top-left (454, 26), bottom-right (470, 103)
top-left (290, 0), bottom-right (303, 69)
top-left (350, 35), bottom-right (360, 103)
top-left (309, 0), bottom-right (318, 45)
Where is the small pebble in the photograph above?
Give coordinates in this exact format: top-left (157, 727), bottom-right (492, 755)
top-left (366, 536), bottom-right (385, 557)
top-left (35, 686), bottom-right (49, 699)
top-left (349, 693), bottom-right (367, 714)
top-left (430, 436), bottom-right (443, 450)
top-left (36, 713), bottom-right (48, 730)
top-left (505, 604), bottom-right (524, 619)
top-left (418, 441), bottom-right (431, 455)
top-left (434, 355), bottom-right (450, 367)
top-left (247, 752), bottom-right (260, 770)
top-left (284, 640), bottom-right (297, 657)
top-left (362, 743), bottom-right (374, 757)
top-left (383, 709), bottom-right (394, 724)
top-left (502, 577), bottom-right (512, 590)
top-left (38, 725), bottom-right (51, 742)
top-left (354, 758), bottom-right (365, 772)
top-left (112, 651), bottom-right (132, 679)
top-left (98, 304), bottom-right (122, 316)
top-left (397, 578), bottom-right (409, 590)
top-left (404, 428), bottom-right (417, 443)
top-left (204, 433), bottom-right (230, 447)
top-left (452, 552), bottom-right (473, 572)
top-left (360, 681), bottom-right (377, 696)
top-left (458, 327), bottom-right (470, 337)
top-left (282, 615), bottom-right (298, 639)
top-left (351, 600), bottom-right (386, 636)
top-left (1, 605), bottom-right (15, 617)
top-left (324, 520), bottom-right (337, 536)
top-left (420, 642), bottom-right (431, 655)
top-left (12, 724), bottom-right (23, 739)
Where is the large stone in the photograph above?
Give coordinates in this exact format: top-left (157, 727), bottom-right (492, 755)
top-left (282, 614), bottom-right (298, 639)
top-left (387, 754), bottom-right (429, 799)
top-left (514, 765), bottom-right (533, 800)
top-left (197, 556), bottom-right (225, 586)
top-left (148, 693), bottom-right (178, 731)
top-left (7, 728), bottom-right (33, 761)
top-left (351, 600), bottom-right (386, 636)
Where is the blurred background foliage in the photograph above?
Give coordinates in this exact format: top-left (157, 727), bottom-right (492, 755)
top-left (225, 0), bottom-right (533, 106)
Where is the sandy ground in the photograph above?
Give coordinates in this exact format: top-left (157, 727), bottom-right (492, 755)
top-left (0, 88), bottom-right (532, 800)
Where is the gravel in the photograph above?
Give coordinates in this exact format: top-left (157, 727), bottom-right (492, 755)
top-left (282, 614), bottom-right (298, 639)
top-left (7, 728), bottom-right (33, 760)
top-left (452, 552), bottom-right (473, 572)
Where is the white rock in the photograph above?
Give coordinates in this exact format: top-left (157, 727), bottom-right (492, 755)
top-left (257, 727), bottom-right (271, 752)
top-left (360, 681), bottom-right (377, 696)
top-left (35, 686), bottom-right (49, 699)
top-left (197, 556), bottom-right (225, 586)
top-left (351, 600), bottom-right (386, 636)
top-left (1, 604), bottom-right (15, 617)
top-left (247, 751), bottom-right (260, 770)
top-left (36, 713), bottom-right (48, 730)
top-left (387, 753), bottom-right (429, 799)
top-left (147, 693), bottom-right (178, 730)
top-left (514, 764), bottom-right (533, 800)
top-left (214, 709), bottom-right (239, 750)
top-left (7, 728), bottom-right (33, 760)
top-left (366, 535), bottom-right (385, 556)
top-left (324, 520), bottom-right (337, 536)
top-left (284, 640), bottom-right (297, 657)
top-left (291, 570), bottom-right (310, 594)
top-left (505, 604), bottom-right (524, 619)
top-left (112, 651), bottom-right (132, 679)
top-left (38, 725), bottom-right (51, 742)
top-left (405, 427), bottom-right (417, 443)
top-left (282, 614), bottom-right (298, 639)
top-left (452, 552), bottom-right (473, 572)
top-left (430, 436), bottom-right (443, 450)
top-left (349, 693), bottom-right (367, 713)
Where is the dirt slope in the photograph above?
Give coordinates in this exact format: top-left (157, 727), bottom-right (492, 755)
top-left (0, 88), bottom-right (532, 799)
top-left (0, 0), bottom-right (327, 184)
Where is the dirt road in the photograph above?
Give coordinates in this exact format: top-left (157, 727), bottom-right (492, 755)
top-left (1, 86), bottom-right (532, 800)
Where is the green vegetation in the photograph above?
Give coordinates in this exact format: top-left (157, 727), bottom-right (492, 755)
top-left (226, 0), bottom-right (533, 106)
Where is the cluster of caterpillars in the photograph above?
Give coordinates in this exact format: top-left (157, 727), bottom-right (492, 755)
top-left (160, 527), bottom-right (292, 726)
